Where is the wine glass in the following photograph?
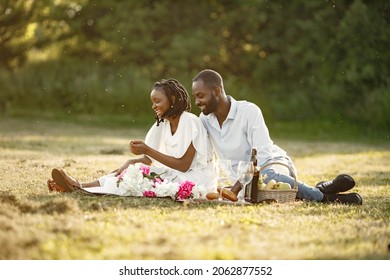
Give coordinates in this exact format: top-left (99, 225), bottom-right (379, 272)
top-left (216, 159), bottom-right (233, 201)
top-left (237, 160), bottom-right (254, 203)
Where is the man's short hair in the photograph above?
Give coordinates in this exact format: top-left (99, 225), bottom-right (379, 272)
top-left (193, 69), bottom-right (224, 89)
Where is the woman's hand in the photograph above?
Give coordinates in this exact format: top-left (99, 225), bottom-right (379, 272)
top-left (115, 160), bottom-right (132, 176)
top-left (130, 140), bottom-right (149, 155)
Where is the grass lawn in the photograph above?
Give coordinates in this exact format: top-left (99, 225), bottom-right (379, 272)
top-left (0, 116), bottom-right (389, 260)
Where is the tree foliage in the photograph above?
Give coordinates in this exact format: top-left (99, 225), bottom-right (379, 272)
top-left (0, 0), bottom-right (389, 132)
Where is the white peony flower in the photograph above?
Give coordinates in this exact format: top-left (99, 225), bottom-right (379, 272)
top-left (116, 162), bottom-right (204, 201)
top-left (154, 179), bottom-right (179, 198)
top-left (190, 184), bottom-right (207, 199)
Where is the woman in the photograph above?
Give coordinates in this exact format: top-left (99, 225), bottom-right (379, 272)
top-left (49, 78), bottom-right (216, 197)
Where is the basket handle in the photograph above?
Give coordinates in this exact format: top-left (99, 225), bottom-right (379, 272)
top-left (257, 162), bottom-right (298, 190)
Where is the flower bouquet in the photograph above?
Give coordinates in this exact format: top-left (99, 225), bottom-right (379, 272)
top-left (116, 163), bottom-right (207, 201)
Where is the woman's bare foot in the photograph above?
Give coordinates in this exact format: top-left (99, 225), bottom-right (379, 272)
top-left (47, 178), bottom-right (67, 192)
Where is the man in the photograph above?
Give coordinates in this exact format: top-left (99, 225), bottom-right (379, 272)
top-left (192, 69), bottom-right (362, 204)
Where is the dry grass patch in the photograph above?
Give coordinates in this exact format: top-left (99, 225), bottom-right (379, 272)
top-left (0, 117), bottom-right (389, 260)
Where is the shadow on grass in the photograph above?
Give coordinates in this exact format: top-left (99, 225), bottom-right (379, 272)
top-left (0, 191), bottom-right (80, 215)
top-left (23, 191), bottom-right (206, 211)
top-left (21, 190), bottom-right (276, 213)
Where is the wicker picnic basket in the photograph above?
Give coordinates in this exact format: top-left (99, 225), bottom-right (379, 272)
top-left (257, 162), bottom-right (298, 203)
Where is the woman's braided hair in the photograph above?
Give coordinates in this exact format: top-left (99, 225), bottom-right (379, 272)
top-left (153, 78), bottom-right (191, 126)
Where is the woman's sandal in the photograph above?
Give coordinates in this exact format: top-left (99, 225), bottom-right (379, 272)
top-left (51, 168), bottom-right (81, 192)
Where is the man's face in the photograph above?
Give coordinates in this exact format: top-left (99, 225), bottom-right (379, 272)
top-left (192, 80), bottom-right (218, 115)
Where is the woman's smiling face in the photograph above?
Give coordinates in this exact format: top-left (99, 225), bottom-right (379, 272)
top-left (150, 88), bottom-right (171, 120)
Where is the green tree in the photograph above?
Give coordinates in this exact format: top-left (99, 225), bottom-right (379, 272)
top-left (0, 0), bottom-right (78, 69)
top-left (320, 0), bottom-right (390, 128)
top-left (0, 0), bottom-right (389, 132)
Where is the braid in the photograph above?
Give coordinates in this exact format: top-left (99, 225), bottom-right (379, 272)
top-left (152, 78), bottom-right (191, 126)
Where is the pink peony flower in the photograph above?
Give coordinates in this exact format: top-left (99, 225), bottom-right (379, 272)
top-left (139, 165), bottom-right (150, 175)
top-left (154, 177), bottom-right (163, 185)
top-left (143, 190), bottom-right (156, 197)
top-left (175, 180), bottom-right (196, 201)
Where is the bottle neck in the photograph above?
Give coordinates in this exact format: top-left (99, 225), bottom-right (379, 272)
top-left (251, 152), bottom-right (257, 166)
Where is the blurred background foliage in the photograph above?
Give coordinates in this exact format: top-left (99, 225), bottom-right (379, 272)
top-left (0, 0), bottom-right (389, 138)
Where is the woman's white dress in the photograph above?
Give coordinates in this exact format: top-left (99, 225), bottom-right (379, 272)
top-left (84, 112), bottom-right (216, 196)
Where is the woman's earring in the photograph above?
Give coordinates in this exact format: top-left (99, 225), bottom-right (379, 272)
top-left (171, 105), bottom-right (174, 108)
